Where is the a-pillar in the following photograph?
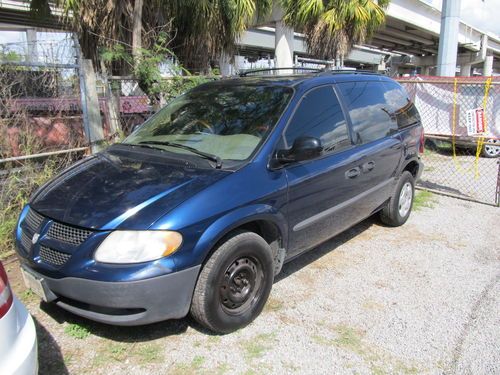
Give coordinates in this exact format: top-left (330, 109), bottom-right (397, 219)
top-left (483, 55), bottom-right (493, 76)
top-left (275, 21), bottom-right (294, 68)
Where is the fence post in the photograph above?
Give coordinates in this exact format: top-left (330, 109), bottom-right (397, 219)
top-left (103, 75), bottom-right (122, 138)
top-left (79, 60), bottom-right (104, 153)
top-left (74, 35), bottom-right (104, 153)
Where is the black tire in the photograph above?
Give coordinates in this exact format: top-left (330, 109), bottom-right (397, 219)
top-left (190, 231), bottom-right (274, 334)
top-left (380, 171), bottom-right (415, 227)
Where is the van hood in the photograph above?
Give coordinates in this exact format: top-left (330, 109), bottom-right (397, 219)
top-left (30, 145), bottom-right (229, 230)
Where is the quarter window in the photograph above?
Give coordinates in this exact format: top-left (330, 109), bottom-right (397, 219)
top-left (339, 81), bottom-right (398, 144)
top-left (284, 86), bottom-right (350, 154)
top-left (382, 82), bottom-right (421, 129)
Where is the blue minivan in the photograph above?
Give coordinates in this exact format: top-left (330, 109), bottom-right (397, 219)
top-left (15, 71), bottom-right (423, 333)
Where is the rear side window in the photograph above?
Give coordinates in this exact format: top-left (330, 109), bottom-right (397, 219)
top-left (382, 82), bottom-right (421, 129)
top-left (284, 85), bottom-right (351, 154)
top-left (338, 81), bottom-right (398, 144)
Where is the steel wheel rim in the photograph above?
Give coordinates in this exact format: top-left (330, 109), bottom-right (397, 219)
top-left (219, 256), bottom-right (263, 315)
top-left (484, 139), bottom-right (500, 157)
top-left (398, 182), bottom-right (413, 217)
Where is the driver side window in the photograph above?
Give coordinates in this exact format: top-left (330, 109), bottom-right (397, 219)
top-left (284, 86), bottom-right (351, 154)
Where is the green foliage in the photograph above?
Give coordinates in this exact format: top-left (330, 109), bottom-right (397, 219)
top-left (281, 0), bottom-right (389, 59)
top-left (0, 159), bottom-right (67, 257)
top-left (101, 36), bottom-right (214, 102)
top-left (413, 190), bottom-right (436, 211)
top-left (64, 323), bottom-right (91, 339)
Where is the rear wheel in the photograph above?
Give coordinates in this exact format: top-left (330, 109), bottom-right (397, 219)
top-left (380, 171), bottom-right (415, 227)
top-left (482, 139), bottom-right (500, 158)
top-left (190, 231), bottom-right (274, 334)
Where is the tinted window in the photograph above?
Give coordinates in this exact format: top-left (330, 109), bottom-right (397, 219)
top-left (382, 82), bottom-right (421, 129)
top-left (284, 86), bottom-right (350, 154)
top-left (339, 81), bottom-right (398, 144)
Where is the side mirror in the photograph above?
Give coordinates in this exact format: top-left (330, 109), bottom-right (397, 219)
top-left (277, 136), bottom-right (322, 164)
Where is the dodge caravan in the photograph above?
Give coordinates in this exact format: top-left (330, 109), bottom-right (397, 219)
top-left (15, 70), bottom-right (423, 333)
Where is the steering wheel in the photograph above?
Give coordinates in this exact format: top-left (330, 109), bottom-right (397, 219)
top-left (185, 119), bottom-right (214, 134)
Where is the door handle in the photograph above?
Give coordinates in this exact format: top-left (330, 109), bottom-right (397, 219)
top-left (345, 167), bottom-right (361, 179)
top-left (362, 161), bottom-right (375, 172)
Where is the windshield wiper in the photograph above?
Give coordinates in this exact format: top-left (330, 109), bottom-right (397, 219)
top-left (137, 140), bottom-right (222, 169)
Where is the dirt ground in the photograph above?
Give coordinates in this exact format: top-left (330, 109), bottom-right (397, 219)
top-left (4, 193), bottom-right (500, 375)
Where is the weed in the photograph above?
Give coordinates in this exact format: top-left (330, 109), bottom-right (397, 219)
top-left (191, 355), bottom-right (205, 369)
top-left (413, 190), bottom-right (436, 211)
top-left (64, 323), bottom-right (91, 339)
top-left (215, 362), bottom-right (231, 374)
top-left (264, 297), bottom-right (284, 312)
top-left (135, 343), bottom-right (162, 363)
top-left (333, 325), bottom-right (364, 354)
top-left (241, 333), bottom-right (276, 360)
top-left (20, 288), bottom-right (36, 303)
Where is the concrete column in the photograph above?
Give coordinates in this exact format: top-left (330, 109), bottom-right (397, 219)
top-left (483, 55), bottom-right (493, 76)
top-left (26, 28), bottom-right (37, 62)
top-left (421, 66), bottom-right (430, 75)
top-left (460, 63), bottom-right (471, 76)
top-left (437, 0), bottom-right (461, 76)
top-left (275, 21), bottom-right (294, 68)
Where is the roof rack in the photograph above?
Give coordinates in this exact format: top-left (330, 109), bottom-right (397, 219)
top-left (238, 67), bottom-right (383, 77)
top-left (239, 67), bottom-right (322, 77)
top-left (318, 69), bottom-right (383, 76)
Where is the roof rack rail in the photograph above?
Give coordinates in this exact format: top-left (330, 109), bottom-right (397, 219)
top-left (239, 67), bottom-right (322, 77)
top-left (238, 67), bottom-right (384, 77)
top-left (318, 69), bottom-right (382, 76)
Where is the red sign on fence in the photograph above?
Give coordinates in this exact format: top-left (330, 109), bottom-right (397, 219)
top-left (466, 107), bottom-right (485, 135)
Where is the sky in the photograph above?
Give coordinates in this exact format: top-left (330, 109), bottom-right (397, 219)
top-left (425, 0), bottom-right (500, 37)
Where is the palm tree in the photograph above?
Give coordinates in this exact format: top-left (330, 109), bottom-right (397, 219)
top-left (30, 0), bottom-right (271, 73)
top-left (280, 0), bottom-right (389, 63)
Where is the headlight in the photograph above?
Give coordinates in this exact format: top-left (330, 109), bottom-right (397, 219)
top-left (94, 231), bottom-right (182, 264)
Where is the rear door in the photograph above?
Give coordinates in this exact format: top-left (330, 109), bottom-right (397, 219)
top-left (337, 81), bottom-right (404, 212)
top-left (280, 85), bottom-right (366, 257)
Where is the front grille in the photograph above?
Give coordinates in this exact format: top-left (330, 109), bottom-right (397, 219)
top-left (39, 245), bottom-right (71, 266)
top-left (20, 231), bottom-right (33, 253)
top-left (20, 208), bottom-right (46, 254)
top-left (24, 208), bottom-right (44, 232)
top-left (47, 222), bottom-right (92, 246)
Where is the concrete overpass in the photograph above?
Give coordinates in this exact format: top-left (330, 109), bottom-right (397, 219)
top-left (1, 0), bottom-right (499, 76)
top-left (233, 0), bottom-right (500, 76)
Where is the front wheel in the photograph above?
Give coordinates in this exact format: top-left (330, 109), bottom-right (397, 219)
top-left (380, 171), bottom-right (415, 227)
top-left (190, 231), bottom-right (274, 334)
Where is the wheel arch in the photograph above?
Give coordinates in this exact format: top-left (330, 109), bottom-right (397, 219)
top-left (192, 205), bottom-right (288, 267)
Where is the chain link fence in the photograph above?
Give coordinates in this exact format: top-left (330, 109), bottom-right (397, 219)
top-left (105, 75), bottom-right (215, 136)
top-left (0, 37), bottom-right (89, 161)
top-left (397, 76), bottom-right (500, 206)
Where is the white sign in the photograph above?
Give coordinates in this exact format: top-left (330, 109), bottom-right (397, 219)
top-left (466, 107), bottom-right (485, 135)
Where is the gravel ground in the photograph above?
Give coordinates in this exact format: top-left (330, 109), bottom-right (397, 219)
top-left (5, 193), bottom-right (500, 375)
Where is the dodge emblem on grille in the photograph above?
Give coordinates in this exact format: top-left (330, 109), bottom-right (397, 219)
top-left (32, 233), bottom-right (40, 244)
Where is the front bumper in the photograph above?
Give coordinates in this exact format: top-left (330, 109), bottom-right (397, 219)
top-left (22, 264), bottom-right (200, 326)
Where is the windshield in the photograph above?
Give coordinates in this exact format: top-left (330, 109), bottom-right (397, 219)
top-left (124, 83), bottom-right (293, 162)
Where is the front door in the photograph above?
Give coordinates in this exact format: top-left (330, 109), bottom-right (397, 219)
top-left (280, 85), bottom-right (366, 257)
